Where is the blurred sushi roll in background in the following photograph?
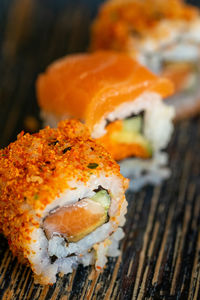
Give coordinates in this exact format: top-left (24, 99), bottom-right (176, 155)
top-left (0, 119), bottom-right (128, 284)
top-left (90, 0), bottom-right (200, 120)
top-left (36, 51), bottom-right (175, 191)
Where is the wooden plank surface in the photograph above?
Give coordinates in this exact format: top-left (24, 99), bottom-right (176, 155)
top-left (0, 0), bottom-right (200, 299)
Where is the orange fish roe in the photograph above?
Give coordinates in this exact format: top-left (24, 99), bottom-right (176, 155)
top-left (90, 0), bottom-right (199, 52)
top-left (97, 120), bottom-right (151, 161)
top-left (0, 119), bottom-right (128, 262)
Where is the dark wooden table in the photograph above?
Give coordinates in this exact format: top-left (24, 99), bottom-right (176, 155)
top-left (0, 0), bottom-right (200, 299)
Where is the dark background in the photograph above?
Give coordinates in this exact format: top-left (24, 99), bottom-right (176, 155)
top-left (0, 1), bottom-right (200, 299)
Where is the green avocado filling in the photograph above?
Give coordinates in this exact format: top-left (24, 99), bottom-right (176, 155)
top-left (123, 115), bottom-right (142, 132)
top-left (111, 115), bottom-right (152, 156)
top-left (91, 190), bottom-right (111, 213)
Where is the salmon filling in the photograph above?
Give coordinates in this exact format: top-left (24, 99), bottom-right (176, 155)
top-left (97, 113), bottom-right (152, 161)
top-left (43, 190), bottom-right (110, 243)
top-left (162, 61), bottom-right (199, 94)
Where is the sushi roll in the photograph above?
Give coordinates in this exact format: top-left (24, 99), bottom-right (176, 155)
top-left (36, 51), bottom-right (175, 191)
top-left (90, 0), bottom-right (200, 120)
top-left (0, 119), bottom-right (128, 284)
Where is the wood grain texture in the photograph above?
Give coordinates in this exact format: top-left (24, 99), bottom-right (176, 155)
top-left (0, 0), bottom-right (200, 299)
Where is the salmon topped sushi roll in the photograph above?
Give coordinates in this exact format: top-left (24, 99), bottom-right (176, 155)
top-left (0, 120), bottom-right (128, 284)
top-left (36, 51), bottom-right (175, 191)
top-left (90, 0), bottom-right (200, 120)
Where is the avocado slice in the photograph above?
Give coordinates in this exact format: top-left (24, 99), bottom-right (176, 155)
top-left (123, 116), bottom-right (142, 133)
top-left (111, 116), bottom-right (152, 156)
top-left (91, 190), bottom-right (110, 212)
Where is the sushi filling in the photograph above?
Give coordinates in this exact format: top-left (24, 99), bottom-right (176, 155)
top-left (162, 61), bottom-right (199, 93)
top-left (99, 112), bottom-right (152, 161)
top-left (111, 113), bottom-right (152, 154)
top-left (43, 189), bottom-right (111, 260)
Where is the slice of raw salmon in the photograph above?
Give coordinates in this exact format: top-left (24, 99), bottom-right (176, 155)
top-left (43, 198), bottom-right (107, 242)
top-left (36, 51), bottom-right (174, 133)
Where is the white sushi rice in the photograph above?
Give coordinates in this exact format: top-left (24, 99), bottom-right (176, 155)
top-left (26, 173), bottom-right (127, 284)
top-left (91, 92), bottom-right (174, 191)
top-left (120, 152), bottom-right (171, 192)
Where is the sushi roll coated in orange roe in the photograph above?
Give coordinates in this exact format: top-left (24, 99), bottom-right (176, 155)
top-left (90, 0), bottom-right (200, 120)
top-left (90, 0), bottom-right (199, 53)
top-left (0, 119), bottom-right (128, 284)
top-left (36, 51), bottom-right (175, 191)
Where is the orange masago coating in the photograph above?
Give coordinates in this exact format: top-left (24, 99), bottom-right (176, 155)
top-left (0, 120), bottom-right (127, 263)
top-left (36, 51), bottom-right (174, 133)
